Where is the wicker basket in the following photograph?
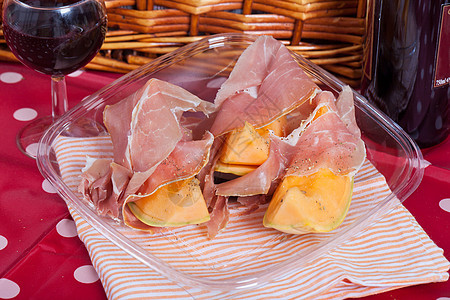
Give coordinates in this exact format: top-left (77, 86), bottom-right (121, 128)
top-left (0, 0), bottom-right (370, 87)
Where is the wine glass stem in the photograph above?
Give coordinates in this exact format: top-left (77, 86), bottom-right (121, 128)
top-left (51, 75), bottom-right (68, 121)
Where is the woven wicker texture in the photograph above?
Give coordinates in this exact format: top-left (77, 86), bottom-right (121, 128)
top-left (0, 0), bottom-right (370, 86)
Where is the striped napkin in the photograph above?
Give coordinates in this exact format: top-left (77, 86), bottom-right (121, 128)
top-left (53, 136), bottom-right (449, 299)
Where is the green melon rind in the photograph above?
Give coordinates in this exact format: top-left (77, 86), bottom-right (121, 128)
top-left (127, 202), bottom-right (211, 228)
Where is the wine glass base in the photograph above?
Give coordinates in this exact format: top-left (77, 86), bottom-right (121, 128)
top-left (17, 115), bottom-right (108, 160)
top-left (16, 115), bottom-right (54, 159)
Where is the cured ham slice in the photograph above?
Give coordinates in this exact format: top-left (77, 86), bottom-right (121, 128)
top-left (78, 33), bottom-right (366, 238)
top-left (79, 157), bottom-right (112, 208)
top-left (205, 195), bottom-right (230, 239)
top-left (114, 80), bottom-right (215, 229)
top-left (336, 85), bottom-right (361, 139)
top-left (263, 86), bottom-right (365, 234)
top-left (202, 36), bottom-right (320, 234)
top-left (136, 134), bottom-right (214, 196)
top-left (99, 163), bottom-right (132, 218)
top-left (210, 35), bottom-right (319, 136)
top-left (102, 78), bottom-right (216, 194)
top-left (194, 137), bottom-right (229, 238)
top-left (104, 78), bottom-right (215, 172)
top-left (103, 93), bottom-right (139, 168)
top-left (123, 133), bottom-right (214, 229)
top-left (128, 80), bottom-right (214, 172)
top-left (236, 194), bottom-right (268, 214)
top-left (80, 78), bottom-right (216, 226)
top-left (285, 86), bottom-right (366, 178)
top-left (215, 86), bottom-right (364, 206)
top-left (197, 137), bottom-right (225, 206)
top-left (78, 158), bottom-right (132, 218)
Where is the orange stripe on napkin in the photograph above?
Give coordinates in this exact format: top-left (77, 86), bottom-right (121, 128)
top-left (53, 136), bottom-right (449, 300)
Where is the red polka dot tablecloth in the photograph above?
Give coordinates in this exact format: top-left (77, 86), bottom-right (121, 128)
top-left (0, 62), bottom-right (449, 299)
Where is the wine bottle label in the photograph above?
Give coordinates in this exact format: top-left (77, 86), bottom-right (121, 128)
top-left (434, 4), bottom-right (450, 88)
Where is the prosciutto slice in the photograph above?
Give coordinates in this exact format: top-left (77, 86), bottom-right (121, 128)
top-left (79, 157), bottom-right (112, 208)
top-left (80, 78), bottom-right (216, 226)
top-left (214, 86), bottom-right (365, 203)
top-left (104, 78), bottom-right (215, 171)
top-left (136, 134), bottom-right (214, 196)
top-left (123, 133), bottom-right (215, 229)
top-left (285, 86), bottom-right (366, 178)
top-left (78, 158), bottom-right (132, 218)
top-left (201, 36), bottom-right (320, 234)
top-left (79, 33), bottom-right (366, 238)
top-left (103, 78), bottom-right (216, 192)
top-left (210, 35), bottom-right (319, 136)
top-left (205, 195), bottom-right (230, 239)
top-left (103, 93), bottom-right (139, 168)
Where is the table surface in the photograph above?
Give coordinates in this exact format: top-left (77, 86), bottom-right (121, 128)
top-left (0, 62), bottom-right (449, 299)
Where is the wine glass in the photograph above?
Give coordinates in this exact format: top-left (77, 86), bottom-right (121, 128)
top-left (2, 0), bottom-right (107, 158)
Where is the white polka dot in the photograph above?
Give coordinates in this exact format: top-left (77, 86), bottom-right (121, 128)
top-left (13, 108), bottom-right (37, 121)
top-left (439, 199), bottom-right (450, 213)
top-left (74, 265), bottom-right (99, 284)
top-left (0, 278), bottom-right (20, 299)
top-left (207, 77), bottom-right (227, 89)
top-left (437, 298), bottom-right (450, 300)
top-left (42, 179), bottom-right (57, 194)
top-left (56, 219), bottom-right (78, 238)
top-left (67, 70), bottom-right (83, 77)
top-left (0, 235), bottom-right (7, 251)
top-left (0, 72), bottom-right (23, 84)
top-left (25, 143), bottom-right (39, 157)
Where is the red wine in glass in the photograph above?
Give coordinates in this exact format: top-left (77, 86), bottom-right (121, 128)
top-left (3, 0), bottom-right (106, 75)
top-left (2, 0), bottom-right (107, 158)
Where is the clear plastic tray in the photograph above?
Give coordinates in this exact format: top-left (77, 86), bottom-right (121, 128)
top-left (37, 33), bottom-right (424, 291)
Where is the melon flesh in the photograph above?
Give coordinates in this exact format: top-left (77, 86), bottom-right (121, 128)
top-left (128, 177), bottom-right (210, 227)
top-left (263, 168), bottom-right (353, 234)
top-left (214, 160), bottom-right (258, 176)
top-left (218, 117), bottom-right (287, 175)
top-left (220, 122), bottom-right (270, 166)
top-left (256, 116), bottom-right (286, 139)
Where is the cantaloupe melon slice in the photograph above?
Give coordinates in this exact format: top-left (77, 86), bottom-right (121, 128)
top-left (263, 168), bottom-right (353, 234)
top-left (127, 177), bottom-right (210, 227)
top-left (214, 160), bottom-right (258, 176)
top-left (220, 122), bottom-right (270, 166)
top-left (312, 105), bottom-right (329, 121)
top-left (219, 116), bottom-right (287, 165)
top-left (256, 116), bottom-right (287, 139)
